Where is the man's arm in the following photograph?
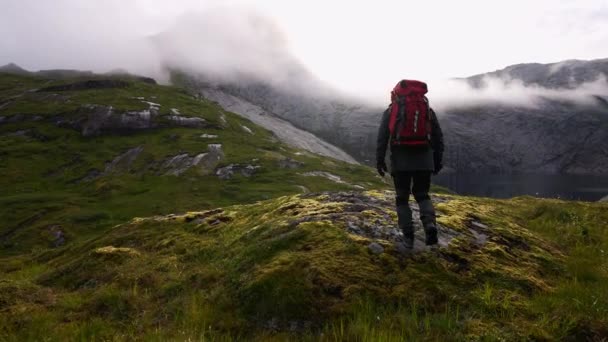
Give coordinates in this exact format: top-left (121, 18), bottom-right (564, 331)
top-left (430, 108), bottom-right (444, 173)
top-left (376, 107), bottom-right (391, 166)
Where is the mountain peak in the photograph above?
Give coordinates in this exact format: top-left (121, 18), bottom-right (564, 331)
top-left (0, 63), bottom-right (29, 74)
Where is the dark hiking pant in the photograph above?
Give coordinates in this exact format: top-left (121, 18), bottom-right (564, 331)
top-left (392, 171), bottom-right (437, 243)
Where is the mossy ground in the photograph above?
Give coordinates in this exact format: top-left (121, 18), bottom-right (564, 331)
top-left (1, 72), bottom-right (607, 341)
top-left (2, 190), bottom-right (607, 341)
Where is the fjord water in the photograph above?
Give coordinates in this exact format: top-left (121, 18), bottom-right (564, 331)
top-left (434, 173), bottom-right (608, 201)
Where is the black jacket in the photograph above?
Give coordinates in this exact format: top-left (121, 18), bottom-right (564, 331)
top-left (376, 106), bottom-right (444, 172)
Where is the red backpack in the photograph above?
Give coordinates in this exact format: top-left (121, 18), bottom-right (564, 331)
top-left (388, 80), bottom-right (432, 146)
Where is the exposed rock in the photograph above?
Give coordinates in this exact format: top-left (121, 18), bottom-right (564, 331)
top-left (367, 242), bottom-right (384, 255)
top-left (167, 115), bottom-right (207, 128)
top-left (200, 133), bottom-right (219, 139)
top-left (470, 221), bottom-right (489, 230)
top-left (162, 154), bottom-right (195, 176)
top-left (193, 144), bottom-right (224, 175)
top-left (36, 79), bottom-right (129, 92)
top-left (170, 108), bottom-right (181, 115)
top-left (241, 125), bottom-right (254, 135)
top-left (278, 158), bottom-right (304, 169)
top-left (600, 195), bottom-right (608, 202)
top-left (104, 146), bottom-right (144, 174)
top-left (219, 113), bottom-right (228, 127)
top-left (302, 171), bottom-right (347, 184)
top-left (295, 191), bottom-right (465, 252)
top-left (216, 164), bottom-right (260, 180)
top-left (60, 104), bottom-right (209, 136)
top-left (94, 246), bottom-right (140, 257)
top-left (162, 144), bottom-right (224, 176)
top-left (141, 101), bottom-right (161, 108)
top-left (0, 116), bottom-right (5, 124)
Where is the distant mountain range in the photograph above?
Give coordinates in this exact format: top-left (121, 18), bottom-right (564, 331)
top-left (173, 58), bottom-right (608, 175)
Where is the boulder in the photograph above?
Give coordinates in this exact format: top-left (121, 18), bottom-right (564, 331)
top-left (104, 146), bottom-right (144, 174)
top-left (162, 144), bottom-right (225, 176)
top-left (216, 164), bottom-right (260, 180)
top-left (278, 158), bottom-right (304, 169)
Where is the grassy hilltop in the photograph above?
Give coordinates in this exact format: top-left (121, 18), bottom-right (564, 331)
top-left (1, 71), bottom-right (607, 341)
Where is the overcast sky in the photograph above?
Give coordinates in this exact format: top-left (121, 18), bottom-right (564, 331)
top-left (1, 0), bottom-right (607, 96)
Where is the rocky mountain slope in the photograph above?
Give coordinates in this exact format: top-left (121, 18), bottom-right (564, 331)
top-left (174, 59), bottom-right (608, 175)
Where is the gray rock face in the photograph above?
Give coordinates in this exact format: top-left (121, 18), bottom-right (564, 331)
top-left (600, 195), bottom-right (608, 202)
top-left (196, 88), bottom-right (359, 164)
top-left (441, 100), bottom-right (608, 174)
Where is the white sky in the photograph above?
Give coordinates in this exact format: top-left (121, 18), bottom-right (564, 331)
top-left (1, 0), bottom-right (607, 96)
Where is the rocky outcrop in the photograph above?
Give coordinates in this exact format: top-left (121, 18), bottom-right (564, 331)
top-left (56, 103), bottom-right (209, 136)
top-left (162, 144), bottom-right (224, 176)
top-left (216, 164), bottom-right (260, 179)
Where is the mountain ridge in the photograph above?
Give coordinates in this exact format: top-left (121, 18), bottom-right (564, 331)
top-left (171, 58), bottom-right (608, 176)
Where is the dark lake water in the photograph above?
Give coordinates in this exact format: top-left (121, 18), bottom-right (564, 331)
top-left (433, 173), bottom-right (608, 202)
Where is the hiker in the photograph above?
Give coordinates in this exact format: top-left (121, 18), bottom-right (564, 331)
top-left (376, 80), bottom-right (444, 249)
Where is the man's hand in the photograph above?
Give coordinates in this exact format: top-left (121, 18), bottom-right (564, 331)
top-left (377, 161), bottom-right (388, 177)
top-left (433, 160), bottom-right (443, 175)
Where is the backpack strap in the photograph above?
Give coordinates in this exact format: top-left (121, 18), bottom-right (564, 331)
top-left (424, 96), bottom-right (432, 141)
top-left (391, 95), bottom-right (407, 142)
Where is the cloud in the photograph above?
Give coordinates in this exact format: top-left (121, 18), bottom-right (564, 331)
top-left (428, 75), bottom-right (608, 112)
top-left (152, 7), bottom-right (304, 84)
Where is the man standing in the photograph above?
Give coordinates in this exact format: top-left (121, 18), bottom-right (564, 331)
top-left (376, 80), bottom-right (444, 249)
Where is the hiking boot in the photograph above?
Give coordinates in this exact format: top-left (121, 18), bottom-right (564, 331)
top-left (418, 199), bottom-right (438, 246)
top-left (424, 224), bottom-right (438, 246)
